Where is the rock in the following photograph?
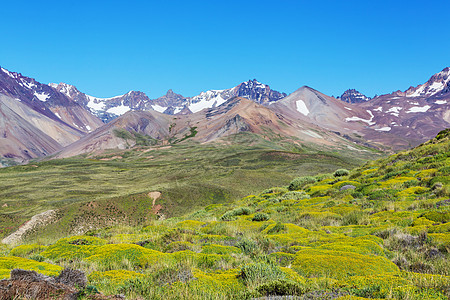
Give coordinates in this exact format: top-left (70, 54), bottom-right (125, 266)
top-left (56, 268), bottom-right (87, 289)
top-left (10, 269), bottom-right (54, 283)
top-left (0, 269), bottom-right (78, 300)
top-left (339, 185), bottom-right (356, 191)
top-left (1, 210), bottom-right (57, 245)
top-left (0, 269), bottom-right (124, 300)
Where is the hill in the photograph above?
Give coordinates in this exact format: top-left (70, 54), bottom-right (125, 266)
top-left (0, 129), bottom-right (448, 299)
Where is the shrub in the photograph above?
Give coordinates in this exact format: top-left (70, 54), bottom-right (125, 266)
top-left (220, 207), bottom-right (252, 221)
top-left (41, 236), bottom-right (107, 261)
top-left (236, 239), bottom-right (257, 256)
top-left (288, 176), bottom-right (317, 191)
top-left (201, 244), bottom-right (241, 255)
top-left (279, 191), bottom-right (310, 200)
top-left (239, 262), bottom-right (285, 288)
top-left (292, 249), bottom-right (399, 279)
top-left (85, 244), bottom-right (162, 269)
top-left (0, 256), bottom-right (62, 277)
top-left (266, 222), bottom-right (287, 234)
top-left (154, 264), bottom-right (193, 285)
top-left (334, 169), bottom-right (350, 177)
top-left (252, 213), bottom-right (269, 222)
top-left (256, 279), bottom-right (306, 296)
top-left (10, 244), bottom-right (47, 257)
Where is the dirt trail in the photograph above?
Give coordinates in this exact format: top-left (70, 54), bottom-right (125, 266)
top-left (2, 210), bottom-right (57, 245)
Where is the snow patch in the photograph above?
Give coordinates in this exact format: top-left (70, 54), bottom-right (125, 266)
top-left (152, 104), bottom-right (167, 113)
top-left (189, 91), bottom-right (227, 113)
top-left (20, 79), bottom-right (36, 89)
top-left (86, 125), bottom-right (91, 132)
top-left (34, 91), bottom-right (50, 102)
top-left (387, 106), bottom-right (402, 117)
top-left (54, 112), bottom-right (61, 119)
top-left (373, 107), bottom-right (383, 112)
top-left (106, 104), bottom-right (130, 115)
top-left (375, 126), bottom-right (391, 132)
top-left (86, 95), bottom-right (106, 111)
top-left (1, 67), bottom-right (16, 78)
top-left (407, 105), bottom-right (431, 113)
top-left (345, 110), bottom-right (375, 126)
top-left (435, 100), bottom-right (447, 105)
top-left (344, 107), bottom-right (352, 111)
top-left (296, 100), bottom-right (309, 116)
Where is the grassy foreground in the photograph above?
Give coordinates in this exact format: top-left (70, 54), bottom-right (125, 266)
top-left (1, 130), bottom-right (449, 299)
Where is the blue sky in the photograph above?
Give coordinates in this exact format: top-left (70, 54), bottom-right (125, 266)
top-left (1, 0), bottom-right (449, 98)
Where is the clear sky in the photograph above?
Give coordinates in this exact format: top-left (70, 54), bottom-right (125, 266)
top-left (1, 0), bottom-right (449, 99)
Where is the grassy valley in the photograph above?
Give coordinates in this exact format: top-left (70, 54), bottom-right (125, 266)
top-left (0, 130), bottom-right (448, 299)
top-left (0, 132), bottom-right (377, 240)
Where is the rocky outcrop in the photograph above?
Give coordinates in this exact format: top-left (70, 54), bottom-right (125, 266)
top-left (0, 269), bottom-right (123, 300)
top-left (1, 210), bottom-right (57, 245)
top-left (338, 89), bottom-right (371, 103)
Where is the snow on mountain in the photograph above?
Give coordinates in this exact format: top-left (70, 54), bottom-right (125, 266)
top-left (50, 83), bottom-right (152, 122)
top-left (295, 100), bottom-right (309, 116)
top-left (338, 89), bottom-right (371, 103)
top-left (156, 79), bottom-right (287, 114)
top-left (406, 67), bottom-right (450, 97)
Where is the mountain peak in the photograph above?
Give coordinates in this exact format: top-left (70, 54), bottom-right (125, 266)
top-left (339, 89), bottom-right (371, 103)
top-left (406, 66), bottom-right (450, 97)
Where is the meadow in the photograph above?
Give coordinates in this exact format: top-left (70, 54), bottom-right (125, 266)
top-left (2, 130), bottom-right (449, 299)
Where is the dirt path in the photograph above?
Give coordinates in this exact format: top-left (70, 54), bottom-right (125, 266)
top-left (2, 210), bottom-right (57, 245)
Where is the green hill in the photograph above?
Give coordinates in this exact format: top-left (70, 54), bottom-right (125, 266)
top-left (0, 130), bottom-right (449, 299)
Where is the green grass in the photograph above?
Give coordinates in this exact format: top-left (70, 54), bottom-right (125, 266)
top-left (1, 129), bottom-right (449, 300)
top-left (0, 133), bottom-right (378, 239)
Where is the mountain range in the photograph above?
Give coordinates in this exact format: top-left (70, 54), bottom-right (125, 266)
top-left (0, 66), bottom-right (449, 165)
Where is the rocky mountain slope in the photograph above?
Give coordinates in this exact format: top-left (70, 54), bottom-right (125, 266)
top-left (55, 79), bottom-right (287, 119)
top-left (54, 97), bottom-right (368, 158)
top-left (352, 67), bottom-right (450, 149)
top-left (0, 67), bottom-right (103, 164)
top-left (338, 89), bottom-right (371, 103)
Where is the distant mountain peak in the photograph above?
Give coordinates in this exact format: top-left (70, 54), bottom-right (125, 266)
top-left (339, 89), bottom-right (371, 103)
top-left (406, 66), bottom-right (450, 97)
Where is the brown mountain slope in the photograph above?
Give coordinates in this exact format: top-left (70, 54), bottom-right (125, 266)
top-left (53, 97), bottom-right (374, 159)
top-left (53, 110), bottom-right (176, 158)
top-left (0, 96), bottom-right (65, 164)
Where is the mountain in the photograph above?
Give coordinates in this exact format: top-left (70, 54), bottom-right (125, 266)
top-left (349, 67), bottom-right (450, 148)
top-left (150, 89), bottom-right (187, 114)
top-left (270, 86), bottom-right (374, 138)
top-left (49, 83), bottom-right (153, 123)
top-left (0, 67), bottom-right (103, 164)
top-left (0, 68), bottom-right (102, 133)
top-left (338, 89), bottom-right (371, 103)
top-left (54, 97), bottom-right (371, 158)
top-left (405, 67), bottom-right (450, 97)
top-left (162, 79), bottom-right (287, 114)
top-left (55, 79), bottom-right (287, 119)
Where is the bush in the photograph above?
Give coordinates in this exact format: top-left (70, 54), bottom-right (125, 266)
top-left (334, 169), bottom-right (350, 177)
top-left (256, 279), bottom-right (305, 296)
top-left (220, 207), bottom-right (252, 221)
top-left (239, 262), bottom-right (285, 287)
top-left (266, 222), bottom-right (287, 234)
top-left (288, 176), bottom-right (317, 191)
top-left (279, 191), bottom-right (310, 200)
top-left (236, 239), bottom-right (258, 255)
top-left (252, 213), bottom-right (269, 222)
